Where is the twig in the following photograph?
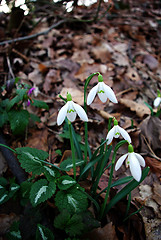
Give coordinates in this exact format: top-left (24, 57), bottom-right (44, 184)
top-left (141, 133), bottom-right (161, 162)
top-left (6, 55), bottom-right (15, 79)
top-left (0, 19), bottom-right (66, 46)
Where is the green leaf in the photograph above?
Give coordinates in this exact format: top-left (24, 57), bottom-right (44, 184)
top-left (16, 147), bottom-right (49, 175)
top-left (30, 179), bottom-right (56, 207)
top-left (8, 183), bottom-right (20, 198)
top-left (105, 167), bottom-right (150, 213)
top-left (6, 89), bottom-right (27, 111)
top-left (55, 185), bottom-right (88, 214)
top-left (54, 210), bottom-right (71, 230)
top-left (36, 224), bottom-right (54, 240)
top-left (8, 110), bottom-right (30, 135)
top-left (6, 221), bottom-right (22, 240)
top-left (54, 210), bottom-right (84, 237)
top-left (60, 158), bottom-right (84, 171)
top-left (0, 111), bottom-right (8, 127)
top-left (30, 113), bottom-right (40, 123)
top-left (31, 99), bottom-right (49, 110)
top-left (57, 176), bottom-right (76, 190)
top-left (43, 166), bottom-right (60, 181)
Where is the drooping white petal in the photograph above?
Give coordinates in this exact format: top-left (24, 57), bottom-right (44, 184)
top-left (117, 126), bottom-right (131, 143)
top-left (57, 102), bottom-right (69, 125)
top-left (129, 153), bottom-right (142, 182)
top-left (106, 126), bottom-right (116, 145)
top-left (113, 125), bottom-right (120, 138)
top-left (135, 153), bottom-right (145, 167)
top-left (154, 97), bottom-right (161, 108)
top-left (115, 153), bottom-right (128, 171)
top-left (87, 84), bottom-right (98, 105)
top-left (103, 82), bottom-right (118, 104)
top-left (97, 82), bottom-right (107, 103)
top-left (66, 101), bottom-right (76, 122)
top-left (97, 92), bottom-right (108, 103)
top-left (72, 102), bottom-right (88, 122)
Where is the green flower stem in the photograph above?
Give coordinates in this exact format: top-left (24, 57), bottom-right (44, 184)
top-left (99, 152), bottom-right (115, 219)
top-left (92, 144), bottom-right (110, 195)
top-left (68, 121), bottom-right (76, 180)
top-left (99, 140), bottom-right (127, 220)
top-left (0, 143), bottom-right (16, 154)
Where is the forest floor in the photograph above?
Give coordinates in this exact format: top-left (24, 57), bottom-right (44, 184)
top-left (0, 0), bottom-right (161, 239)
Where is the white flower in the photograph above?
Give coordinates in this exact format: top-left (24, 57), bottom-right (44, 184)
top-left (87, 73), bottom-right (118, 105)
top-left (154, 97), bottom-right (161, 108)
top-left (57, 93), bottom-right (88, 125)
top-left (115, 144), bottom-right (145, 182)
top-left (106, 119), bottom-right (131, 145)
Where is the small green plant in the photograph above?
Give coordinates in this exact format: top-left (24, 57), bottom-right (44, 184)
top-left (0, 79), bottom-right (48, 135)
top-left (0, 72), bottom-right (149, 239)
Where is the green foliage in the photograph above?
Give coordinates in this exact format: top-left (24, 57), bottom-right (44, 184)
top-left (8, 109), bottom-right (30, 135)
top-left (54, 210), bottom-right (84, 237)
top-left (60, 158), bottom-right (84, 171)
top-left (0, 177), bottom-right (20, 205)
top-left (31, 99), bottom-right (49, 110)
top-left (6, 221), bottom-right (22, 240)
top-left (30, 179), bottom-right (56, 207)
top-left (36, 224), bottom-right (54, 240)
top-left (55, 185), bottom-right (88, 214)
top-left (43, 165), bottom-right (60, 181)
top-left (57, 175), bottom-right (76, 190)
top-left (0, 80), bottom-right (48, 134)
top-left (16, 147), bottom-right (49, 175)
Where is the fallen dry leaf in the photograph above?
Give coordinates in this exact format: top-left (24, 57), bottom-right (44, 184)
top-left (143, 54), bottom-right (159, 71)
top-left (83, 222), bottom-right (118, 240)
top-left (58, 87), bottom-right (84, 106)
top-left (119, 98), bottom-right (151, 118)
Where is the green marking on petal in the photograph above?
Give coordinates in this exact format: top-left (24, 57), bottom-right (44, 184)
top-left (115, 132), bottom-right (120, 136)
top-left (67, 109), bottom-right (75, 113)
top-left (98, 90), bottom-right (105, 93)
top-left (127, 161), bottom-right (130, 164)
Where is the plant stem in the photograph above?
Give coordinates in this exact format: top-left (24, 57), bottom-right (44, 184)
top-left (99, 152), bottom-right (115, 220)
top-left (68, 121), bottom-right (76, 180)
top-left (0, 143), bottom-right (16, 153)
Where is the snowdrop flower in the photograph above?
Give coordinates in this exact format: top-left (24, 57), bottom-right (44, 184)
top-left (115, 144), bottom-right (145, 182)
top-left (57, 93), bottom-right (88, 125)
top-left (154, 89), bottom-right (161, 108)
top-left (87, 73), bottom-right (118, 105)
top-left (154, 97), bottom-right (161, 108)
top-left (106, 119), bottom-right (131, 145)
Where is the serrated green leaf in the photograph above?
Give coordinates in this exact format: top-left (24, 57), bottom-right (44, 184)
top-left (60, 158), bottom-right (84, 171)
top-left (57, 176), bottom-right (76, 190)
top-left (16, 147), bottom-right (49, 175)
top-left (55, 185), bottom-right (88, 214)
top-left (30, 113), bottom-right (40, 123)
top-left (36, 224), bottom-right (54, 240)
top-left (54, 210), bottom-right (71, 230)
top-left (0, 177), bottom-right (8, 187)
top-left (65, 214), bottom-right (84, 237)
top-left (54, 210), bottom-right (84, 237)
top-left (6, 221), bottom-right (22, 240)
top-left (9, 183), bottom-right (20, 198)
top-left (6, 89), bottom-right (27, 111)
top-left (31, 99), bottom-right (49, 110)
top-left (0, 191), bottom-right (9, 204)
top-left (8, 110), bottom-right (30, 135)
top-left (0, 111), bottom-right (8, 127)
top-left (43, 166), bottom-right (60, 181)
top-left (30, 179), bottom-right (56, 207)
